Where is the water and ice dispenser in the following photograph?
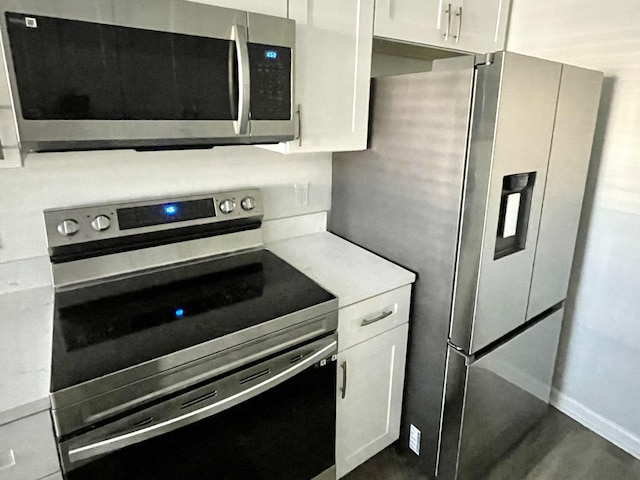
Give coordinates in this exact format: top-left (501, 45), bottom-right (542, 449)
top-left (495, 172), bottom-right (536, 259)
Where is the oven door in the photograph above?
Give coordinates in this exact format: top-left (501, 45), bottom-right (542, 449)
top-left (0, 0), bottom-right (294, 152)
top-left (59, 334), bottom-right (337, 480)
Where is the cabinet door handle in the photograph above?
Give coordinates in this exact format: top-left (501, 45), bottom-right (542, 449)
top-left (454, 6), bottom-right (462, 43)
top-left (361, 309), bottom-right (393, 326)
top-left (443, 4), bottom-right (452, 41)
top-left (297, 103), bottom-right (302, 147)
top-left (340, 361), bottom-right (347, 399)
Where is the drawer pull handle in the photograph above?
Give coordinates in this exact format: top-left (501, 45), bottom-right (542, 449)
top-left (340, 361), bottom-right (348, 399)
top-left (0, 449), bottom-right (16, 471)
top-left (361, 309), bottom-right (393, 326)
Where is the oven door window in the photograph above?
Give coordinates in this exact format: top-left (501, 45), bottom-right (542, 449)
top-left (6, 12), bottom-right (238, 121)
top-left (63, 352), bottom-right (336, 480)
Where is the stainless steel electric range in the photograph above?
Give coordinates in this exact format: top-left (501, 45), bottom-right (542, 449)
top-left (44, 188), bottom-right (338, 480)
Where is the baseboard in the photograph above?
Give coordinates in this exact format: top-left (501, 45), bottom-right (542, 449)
top-left (550, 388), bottom-right (640, 460)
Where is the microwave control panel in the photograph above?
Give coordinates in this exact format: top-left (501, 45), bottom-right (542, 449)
top-left (249, 44), bottom-right (292, 121)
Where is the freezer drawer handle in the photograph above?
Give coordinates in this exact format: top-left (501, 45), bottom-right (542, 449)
top-left (340, 361), bottom-right (348, 399)
top-left (361, 309), bottom-right (393, 326)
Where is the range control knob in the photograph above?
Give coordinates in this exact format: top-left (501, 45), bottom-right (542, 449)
top-left (219, 199), bottom-right (236, 214)
top-left (57, 219), bottom-right (79, 237)
top-left (240, 196), bottom-right (256, 211)
top-left (91, 215), bottom-right (111, 232)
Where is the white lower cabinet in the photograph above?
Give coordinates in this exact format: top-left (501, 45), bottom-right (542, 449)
top-left (0, 411), bottom-right (60, 480)
top-left (336, 323), bottom-right (409, 478)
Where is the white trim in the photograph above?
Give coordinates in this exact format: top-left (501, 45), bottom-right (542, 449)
top-left (550, 388), bottom-right (640, 460)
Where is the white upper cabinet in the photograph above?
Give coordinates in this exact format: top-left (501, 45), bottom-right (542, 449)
top-left (374, 0), bottom-right (445, 47)
top-left (184, 0), bottom-right (287, 17)
top-left (454, 0), bottom-right (511, 53)
top-left (269, 0), bottom-right (374, 153)
top-left (374, 0), bottom-right (511, 54)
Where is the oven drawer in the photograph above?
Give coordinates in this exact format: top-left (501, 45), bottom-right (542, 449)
top-left (338, 285), bottom-right (411, 352)
top-left (0, 411), bottom-right (60, 480)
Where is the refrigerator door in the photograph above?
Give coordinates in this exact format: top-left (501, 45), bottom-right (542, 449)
top-left (438, 307), bottom-right (564, 480)
top-left (526, 65), bottom-right (603, 319)
top-left (332, 56), bottom-right (476, 479)
top-left (450, 52), bottom-right (562, 354)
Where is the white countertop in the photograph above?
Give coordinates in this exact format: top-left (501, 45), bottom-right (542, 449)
top-left (268, 232), bottom-right (415, 308)
top-left (0, 286), bottom-right (54, 425)
top-left (0, 231), bottom-right (414, 425)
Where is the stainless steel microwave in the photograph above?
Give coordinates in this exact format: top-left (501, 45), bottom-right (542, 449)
top-left (0, 0), bottom-right (295, 153)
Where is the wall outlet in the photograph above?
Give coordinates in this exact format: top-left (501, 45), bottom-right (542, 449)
top-left (294, 182), bottom-right (309, 207)
top-left (409, 424), bottom-right (421, 455)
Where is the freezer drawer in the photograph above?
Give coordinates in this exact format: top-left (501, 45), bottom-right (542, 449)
top-left (438, 307), bottom-right (564, 480)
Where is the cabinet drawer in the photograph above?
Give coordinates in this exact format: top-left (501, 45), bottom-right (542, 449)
top-left (338, 285), bottom-right (411, 352)
top-left (0, 411), bottom-right (60, 480)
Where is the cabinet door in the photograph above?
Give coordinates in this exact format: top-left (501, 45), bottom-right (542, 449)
top-left (454, 0), bottom-right (510, 53)
top-left (184, 0), bottom-right (287, 17)
top-left (374, 0), bottom-right (446, 46)
top-left (336, 324), bottom-right (408, 478)
top-left (283, 0), bottom-right (374, 153)
top-left (0, 411), bottom-right (60, 480)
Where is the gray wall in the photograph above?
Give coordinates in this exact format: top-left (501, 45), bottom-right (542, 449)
top-left (508, 0), bottom-right (640, 458)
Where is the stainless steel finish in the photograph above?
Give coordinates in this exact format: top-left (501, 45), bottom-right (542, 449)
top-left (332, 50), bottom-right (603, 480)
top-left (59, 334), bottom-right (338, 471)
top-left (454, 7), bottom-right (462, 43)
top-left (44, 189), bottom-right (262, 250)
top-left (360, 309), bottom-right (393, 326)
top-left (57, 219), bottom-right (79, 237)
top-left (219, 198), bottom-right (236, 214)
top-left (340, 361), bottom-right (347, 399)
top-left (527, 66), bottom-right (603, 319)
top-left (311, 465), bottom-right (337, 480)
top-left (0, 0), bottom-right (295, 152)
top-left (443, 4), bottom-right (452, 41)
top-left (332, 55), bottom-right (476, 480)
top-left (51, 308), bottom-right (338, 436)
top-left (232, 24), bottom-right (250, 136)
top-left (90, 215), bottom-right (110, 232)
top-left (438, 309), bottom-right (564, 480)
top-left (52, 229), bottom-right (264, 288)
top-left (240, 196), bottom-right (256, 211)
top-left (450, 52), bottom-right (562, 354)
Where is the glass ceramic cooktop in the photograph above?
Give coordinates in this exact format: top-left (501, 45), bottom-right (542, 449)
top-left (51, 249), bottom-right (335, 391)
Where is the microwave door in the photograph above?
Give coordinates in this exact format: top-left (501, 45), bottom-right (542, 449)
top-left (0, 0), bottom-right (252, 151)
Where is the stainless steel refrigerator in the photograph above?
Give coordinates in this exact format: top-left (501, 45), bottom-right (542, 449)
top-left (330, 51), bottom-right (603, 480)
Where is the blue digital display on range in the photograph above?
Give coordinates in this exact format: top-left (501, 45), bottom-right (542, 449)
top-left (175, 308), bottom-right (185, 317)
top-left (164, 204), bottom-right (178, 216)
top-left (265, 50), bottom-right (278, 59)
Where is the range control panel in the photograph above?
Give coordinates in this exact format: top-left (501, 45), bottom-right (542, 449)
top-left (44, 189), bottom-right (263, 249)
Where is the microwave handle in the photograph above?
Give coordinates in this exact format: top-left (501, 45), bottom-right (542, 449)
top-left (232, 24), bottom-right (250, 135)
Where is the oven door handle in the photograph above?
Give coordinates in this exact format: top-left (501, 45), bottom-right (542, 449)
top-left (65, 339), bottom-right (337, 466)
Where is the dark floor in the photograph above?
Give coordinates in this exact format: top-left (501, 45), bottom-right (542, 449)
top-left (344, 408), bottom-right (640, 480)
